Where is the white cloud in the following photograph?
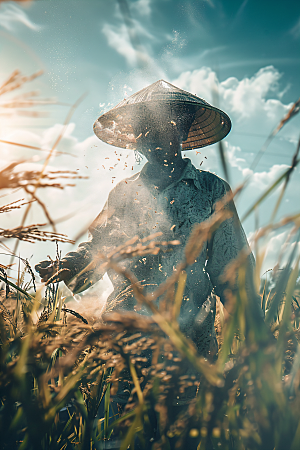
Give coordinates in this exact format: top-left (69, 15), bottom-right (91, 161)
top-left (290, 16), bottom-right (300, 39)
top-left (41, 123), bottom-right (77, 152)
top-left (0, 4), bottom-right (42, 32)
top-left (173, 67), bottom-right (218, 104)
top-left (102, 22), bottom-right (138, 66)
top-left (131, 0), bottom-right (152, 16)
top-left (231, 0), bottom-right (249, 27)
top-left (259, 230), bottom-right (300, 275)
top-left (202, 0), bottom-right (215, 8)
top-left (224, 142), bottom-right (246, 169)
top-left (102, 20), bottom-right (153, 67)
top-left (277, 83), bottom-right (291, 100)
top-left (173, 65), bottom-right (289, 122)
top-left (242, 164), bottom-right (289, 192)
top-left (220, 66), bottom-right (285, 119)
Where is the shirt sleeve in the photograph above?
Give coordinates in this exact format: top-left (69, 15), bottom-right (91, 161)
top-left (205, 176), bottom-right (260, 311)
top-left (61, 183), bottom-right (126, 294)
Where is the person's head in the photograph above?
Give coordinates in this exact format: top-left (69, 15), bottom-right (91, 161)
top-left (131, 103), bottom-right (196, 164)
top-left (93, 80), bottom-right (231, 164)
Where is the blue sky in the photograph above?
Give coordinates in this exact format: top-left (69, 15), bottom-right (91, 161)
top-left (0, 0), bottom-right (299, 290)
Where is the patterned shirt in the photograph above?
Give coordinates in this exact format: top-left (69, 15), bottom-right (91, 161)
top-left (62, 158), bottom-right (256, 359)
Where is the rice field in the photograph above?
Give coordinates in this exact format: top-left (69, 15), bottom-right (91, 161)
top-left (0, 68), bottom-right (300, 450)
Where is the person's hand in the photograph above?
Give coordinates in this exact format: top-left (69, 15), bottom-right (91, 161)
top-left (35, 260), bottom-right (71, 284)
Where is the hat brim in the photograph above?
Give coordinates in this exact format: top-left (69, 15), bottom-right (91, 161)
top-left (93, 100), bottom-right (231, 151)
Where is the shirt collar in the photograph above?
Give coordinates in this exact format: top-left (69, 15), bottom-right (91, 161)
top-left (178, 158), bottom-right (198, 181)
top-left (174, 158), bottom-right (202, 190)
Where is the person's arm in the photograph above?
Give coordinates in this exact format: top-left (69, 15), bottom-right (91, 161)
top-left (205, 176), bottom-right (261, 315)
top-left (35, 183), bottom-right (126, 294)
top-left (61, 203), bottom-right (111, 294)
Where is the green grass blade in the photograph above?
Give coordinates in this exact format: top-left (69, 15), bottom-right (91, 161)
top-left (261, 278), bottom-right (267, 317)
top-left (0, 274), bottom-right (33, 300)
top-left (276, 257), bottom-right (300, 375)
top-left (265, 236), bottom-right (299, 325)
top-left (218, 139), bottom-right (230, 184)
top-left (104, 383), bottom-right (111, 441)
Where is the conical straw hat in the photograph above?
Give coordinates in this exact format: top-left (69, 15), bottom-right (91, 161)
top-left (93, 80), bottom-right (231, 150)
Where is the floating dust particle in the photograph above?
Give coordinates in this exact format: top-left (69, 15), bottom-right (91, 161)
top-left (212, 428), bottom-right (221, 438)
top-left (190, 429), bottom-right (199, 438)
top-left (200, 161), bottom-right (203, 166)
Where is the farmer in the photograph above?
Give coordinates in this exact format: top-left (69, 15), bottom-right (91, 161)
top-left (36, 80), bottom-right (260, 448)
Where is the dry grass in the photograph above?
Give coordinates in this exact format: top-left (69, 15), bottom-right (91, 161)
top-left (0, 69), bottom-right (86, 261)
top-left (0, 224), bottom-right (74, 244)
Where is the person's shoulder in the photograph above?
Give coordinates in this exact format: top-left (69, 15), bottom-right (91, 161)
top-left (196, 169), bottom-right (230, 192)
top-left (108, 171), bottom-right (141, 200)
